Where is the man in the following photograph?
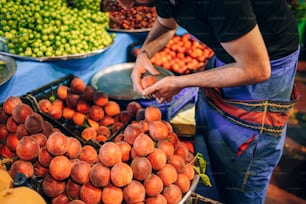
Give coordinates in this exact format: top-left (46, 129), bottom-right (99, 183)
top-left (116, 0), bottom-right (300, 203)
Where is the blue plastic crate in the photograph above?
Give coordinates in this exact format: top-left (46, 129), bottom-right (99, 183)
top-left (114, 87), bottom-right (198, 121)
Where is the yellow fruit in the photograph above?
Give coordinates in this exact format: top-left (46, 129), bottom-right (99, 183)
top-left (0, 187), bottom-right (46, 204)
top-left (0, 169), bottom-right (13, 192)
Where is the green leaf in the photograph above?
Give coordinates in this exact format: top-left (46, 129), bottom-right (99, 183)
top-left (83, 118), bottom-right (90, 128)
top-left (49, 95), bottom-right (56, 103)
top-left (199, 174), bottom-right (212, 187)
top-left (193, 165), bottom-right (201, 174)
top-left (197, 153), bottom-right (207, 173)
top-left (192, 152), bottom-right (212, 187)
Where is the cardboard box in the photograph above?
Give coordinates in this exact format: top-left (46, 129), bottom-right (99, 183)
top-left (170, 102), bottom-right (196, 137)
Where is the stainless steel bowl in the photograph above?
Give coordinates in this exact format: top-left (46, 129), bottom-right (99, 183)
top-left (0, 54), bottom-right (17, 86)
top-left (91, 62), bottom-right (174, 100)
top-left (0, 37), bottom-right (113, 62)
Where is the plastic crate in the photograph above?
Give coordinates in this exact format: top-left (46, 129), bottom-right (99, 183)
top-left (26, 74), bottom-right (75, 110)
top-left (25, 75), bottom-right (86, 139)
top-left (127, 34), bottom-right (213, 75)
top-left (26, 74), bottom-right (129, 148)
top-left (114, 87), bottom-right (198, 122)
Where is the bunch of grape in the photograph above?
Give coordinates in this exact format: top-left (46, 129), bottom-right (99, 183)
top-left (0, 0), bottom-right (114, 58)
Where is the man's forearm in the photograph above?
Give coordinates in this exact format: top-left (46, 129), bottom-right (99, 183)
top-left (139, 17), bottom-right (177, 58)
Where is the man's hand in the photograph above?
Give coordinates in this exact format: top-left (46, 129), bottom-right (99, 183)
top-left (142, 75), bottom-right (181, 104)
top-left (131, 51), bottom-right (160, 95)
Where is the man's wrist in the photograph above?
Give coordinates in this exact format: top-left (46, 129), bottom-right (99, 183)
top-left (137, 49), bottom-right (150, 58)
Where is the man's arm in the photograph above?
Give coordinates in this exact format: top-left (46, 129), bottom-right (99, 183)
top-left (174, 24), bottom-right (271, 89)
top-left (132, 16), bottom-right (178, 93)
top-left (142, 25), bottom-right (272, 103)
top-left (137, 16), bottom-right (178, 58)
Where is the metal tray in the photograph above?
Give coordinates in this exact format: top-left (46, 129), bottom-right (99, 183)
top-left (91, 62), bottom-right (174, 100)
top-left (0, 37), bottom-right (113, 62)
top-left (108, 28), bottom-right (151, 33)
top-left (179, 174), bottom-right (200, 204)
top-left (0, 54), bottom-right (17, 86)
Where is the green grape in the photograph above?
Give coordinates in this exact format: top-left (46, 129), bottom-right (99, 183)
top-left (0, 0), bottom-right (113, 58)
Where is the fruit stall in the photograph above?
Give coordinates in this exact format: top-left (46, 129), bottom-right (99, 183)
top-left (0, 0), bottom-right (219, 204)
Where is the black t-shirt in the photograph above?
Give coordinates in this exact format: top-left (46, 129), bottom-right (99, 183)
top-left (156, 0), bottom-right (299, 63)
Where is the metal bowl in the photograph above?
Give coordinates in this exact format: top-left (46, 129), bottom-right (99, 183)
top-left (179, 174), bottom-right (200, 204)
top-left (0, 54), bottom-right (17, 86)
top-left (107, 28), bottom-right (151, 33)
top-left (90, 62), bottom-right (174, 100)
top-left (0, 37), bottom-right (113, 62)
